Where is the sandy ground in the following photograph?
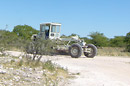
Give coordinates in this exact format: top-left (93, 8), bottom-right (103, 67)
top-left (6, 51), bottom-right (130, 86)
top-left (51, 56), bottom-right (130, 86)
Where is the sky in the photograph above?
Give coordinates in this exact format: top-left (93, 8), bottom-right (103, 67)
top-left (0, 0), bottom-right (130, 38)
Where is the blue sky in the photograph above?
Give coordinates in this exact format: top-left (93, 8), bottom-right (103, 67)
top-left (0, 0), bottom-right (130, 38)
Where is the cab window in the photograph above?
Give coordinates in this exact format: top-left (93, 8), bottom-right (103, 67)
top-left (51, 25), bottom-right (60, 33)
top-left (41, 25), bottom-right (49, 32)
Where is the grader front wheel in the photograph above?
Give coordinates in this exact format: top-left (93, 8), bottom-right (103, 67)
top-left (84, 44), bottom-right (97, 58)
top-left (69, 44), bottom-right (82, 58)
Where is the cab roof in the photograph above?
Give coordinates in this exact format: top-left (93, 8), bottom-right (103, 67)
top-left (40, 22), bottom-right (61, 26)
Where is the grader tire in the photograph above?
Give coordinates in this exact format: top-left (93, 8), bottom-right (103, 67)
top-left (69, 44), bottom-right (82, 58)
top-left (84, 44), bottom-right (97, 58)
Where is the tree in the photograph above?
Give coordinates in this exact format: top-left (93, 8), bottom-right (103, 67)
top-left (109, 36), bottom-right (126, 47)
top-left (124, 32), bottom-right (130, 52)
top-left (13, 25), bottom-right (39, 40)
top-left (69, 33), bottom-right (77, 36)
top-left (68, 33), bottom-right (80, 38)
top-left (89, 32), bottom-right (109, 47)
top-left (60, 34), bottom-right (68, 38)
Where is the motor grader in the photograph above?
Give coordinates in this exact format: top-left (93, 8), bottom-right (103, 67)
top-left (31, 23), bottom-right (97, 58)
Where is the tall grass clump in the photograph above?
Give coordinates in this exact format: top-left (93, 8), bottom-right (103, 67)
top-left (98, 47), bottom-right (130, 56)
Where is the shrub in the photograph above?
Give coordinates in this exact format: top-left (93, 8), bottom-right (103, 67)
top-left (25, 39), bottom-right (56, 60)
top-left (42, 60), bottom-right (55, 72)
top-left (124, 32), bottom-right (130, 52)
top-left (126, 45), bottom-right (130, 52)
top-left (109, 36), bottom-right (126, 47)
top-left (0, 30), bottom-right (30, 50)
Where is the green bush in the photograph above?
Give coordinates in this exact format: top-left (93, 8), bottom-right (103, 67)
top-left (126, 45), bottom-right (130, 52)
top-left (124, 32), bottom-right (130, 52)
top-left (42, 60), bottom-right (55, 72)
top-left (89, 32), bottom-right (109, 47)
top-left (109, 36), bottom-right (126, 47)
top-left (0, 30), bottom-right (30, 50)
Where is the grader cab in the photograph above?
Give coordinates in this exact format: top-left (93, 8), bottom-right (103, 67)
top-left (40, 23), bottom-right (61, 39)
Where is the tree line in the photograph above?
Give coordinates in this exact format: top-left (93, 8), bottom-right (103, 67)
top-left (0, 25), bottom-right (130, 52)
top-left (0, 25), bottom-right (39, 50)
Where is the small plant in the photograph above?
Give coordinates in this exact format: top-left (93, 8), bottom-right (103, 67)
top-left (10, 59), bottom-right (15, 64)
top-left (0, 47), bottom-right (4, 52)
top-left (0, 47), bottom-right (6, 56)
top-left (42, 60), bottom-right (55, 72)
top-left (18, 59), bottom-right (23, 66)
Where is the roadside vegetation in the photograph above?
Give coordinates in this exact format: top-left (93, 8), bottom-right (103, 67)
top-left (0, 52), bottom-right (70, 86)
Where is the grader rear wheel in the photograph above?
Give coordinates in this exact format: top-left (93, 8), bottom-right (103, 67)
top-left (69, 44), bottom-right (82, 58)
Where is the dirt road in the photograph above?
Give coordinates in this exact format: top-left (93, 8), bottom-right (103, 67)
top-left (6, 51), bottom-right (130, 86)
top-left (47, 56), bottom-right (130, 86)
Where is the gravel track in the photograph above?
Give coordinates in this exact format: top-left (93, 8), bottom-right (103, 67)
top-left (50, 56), bottom-right (130, 86)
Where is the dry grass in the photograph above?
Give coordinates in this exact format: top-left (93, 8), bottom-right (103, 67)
top-left (0, 55), bottom-right (71, 86)
top-left (97, 47), bottom-right (130, 56)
